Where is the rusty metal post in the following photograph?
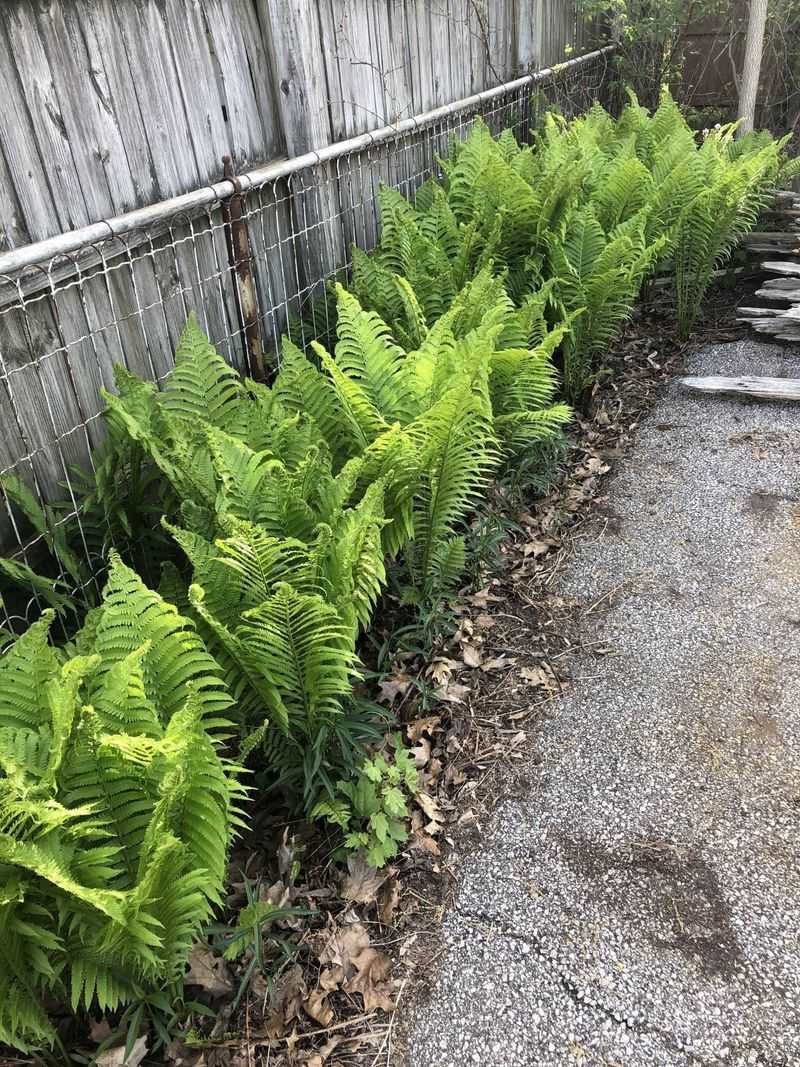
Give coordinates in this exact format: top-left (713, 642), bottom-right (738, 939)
top-left (220, 155), bottom-right (267, 381)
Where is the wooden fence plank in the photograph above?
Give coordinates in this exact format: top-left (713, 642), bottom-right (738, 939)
top-left (680, 376), bottom-right (800, 401)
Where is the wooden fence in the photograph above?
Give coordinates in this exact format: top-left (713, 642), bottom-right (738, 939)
top-left (0, 0), bottom-right (588, 251)
top-left (0, 0), bottom-right (609, 619)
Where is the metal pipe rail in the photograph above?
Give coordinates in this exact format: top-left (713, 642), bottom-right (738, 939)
top-left (0, 45), bottom-right (616, 278)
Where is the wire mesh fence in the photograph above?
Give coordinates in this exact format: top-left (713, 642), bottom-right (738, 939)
top-left (0, 46), bottom-right (612, 635)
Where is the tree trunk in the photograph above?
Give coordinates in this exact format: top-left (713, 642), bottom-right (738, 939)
top-left (736, 0), bottom-right (769, 136)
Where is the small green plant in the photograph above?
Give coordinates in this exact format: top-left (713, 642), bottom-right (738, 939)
top-left (312, 735), bottom-right (419, 868)
top-left (207, 876), bottom-right (308, 1009)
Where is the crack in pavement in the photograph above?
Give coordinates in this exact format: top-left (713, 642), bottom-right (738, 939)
top-left (452, 903), bottom-right (718, 1064)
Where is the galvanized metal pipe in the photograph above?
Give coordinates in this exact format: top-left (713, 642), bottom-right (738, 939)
top-left (0, 45), bottom-right (615, 278)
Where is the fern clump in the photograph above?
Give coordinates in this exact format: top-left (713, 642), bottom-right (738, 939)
top-left (0, 553), bottom-right (241, 1052)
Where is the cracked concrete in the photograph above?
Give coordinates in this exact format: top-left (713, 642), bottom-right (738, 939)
top-left (406, 341), bottom-right (800, 1067)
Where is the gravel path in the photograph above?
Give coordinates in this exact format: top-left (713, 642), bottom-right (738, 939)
top-left (408, 341), bottom-right (800, 1067)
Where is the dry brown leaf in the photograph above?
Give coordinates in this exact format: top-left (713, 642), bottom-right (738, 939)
top-left (480, 654), bottom-right (515, 673)
top-left (303, 988), bottom-right (334, 1026)
top-left (415, 791), bottom-right (444, 834)
top-left (340, 854), bottom-right (388, 903)
top-left (164, 1039), bottom-right (207, 1067)
top-left (406, 714), bottom-right (442, 741)
top-left (96, 1036), bottom-right (148, 1067)
top-left (410, 736), bottom-right (431, 767)
top-left (89, 1018), bottom-right (113, 1043)
top-left (318, 921), bottom-right (371, 979)
top-left (435, 681), bottom-right (470, 704)
top-left (185, 945), bottom-right (232, 997)
top-left (422, 755), bottom-right (443, 787)
top-left (465, 586), bottom-right (502, 608)
top-left (410, 829), bottom-right (440, 855)
top-left (378, 875), bottom-right (401, 926)
top-left (428, 657), bottom-right (458, 685)
top-left (520, 665), bottom-right (559, 693)
top-left (344, 947), bottom-right (396, 1012)
top-left (264, 963), bottom-right (307, 1040)
top-left (461, 643), bottom-right (482, 668)
top-left (377, 670), bottom-right (413, 705)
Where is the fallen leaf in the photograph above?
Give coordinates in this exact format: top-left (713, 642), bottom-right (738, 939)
top-left (185, 945), bottom-right (232, 997)
top-left (406, 714), bottom-right (442, 741)
top-left (461, 643), bottom-right (482, 668)
top-left (411, 829), bottom-right (441, 854)
top-left (341, 855), bottom-right (388, 904)
top-left (428, 658), bottom-right (458, 686)
top-left (96, 1036), bottom-right (148, 1067)
top-left (480, 654), bottom-right (515, 672)
top-left (520, 665), bottom-right (559, 693)
top-left (344, 947), bottom-right (395, 1012)
top-left (318, 921), bottom-right (371, 981)
top-left (435, 681), bottom-right (470, 704)
top-left (264, 963), bottom-right (307, 1040)
top-left (89, 1018), bottom-right (113, 1043)
top-left (410, 736), bottom-right (431, 767)
top-left (303, 988), bottom-right (334, 1026)
top-left (416, 791), bottom-right (444, 835)
top-left (377, 670), bottom-right (413, 705)
top-left (378, 875), bottom-right (401, 926)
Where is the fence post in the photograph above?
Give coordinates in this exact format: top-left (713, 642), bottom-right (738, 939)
top-left (220, 155), bottom-right (266, 382)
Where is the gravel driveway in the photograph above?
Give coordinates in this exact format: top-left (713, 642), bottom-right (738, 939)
top-left (408, 340), bottom-right (800, 1067)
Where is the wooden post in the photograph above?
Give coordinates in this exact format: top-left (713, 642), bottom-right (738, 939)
top-left (220, 155), bottom-right (266, 382)
top-left (736, 0), bottom-right (769, 137)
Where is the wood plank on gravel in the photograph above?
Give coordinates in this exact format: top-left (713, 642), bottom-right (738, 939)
top-left (680, 375), bottom-right (800, 401)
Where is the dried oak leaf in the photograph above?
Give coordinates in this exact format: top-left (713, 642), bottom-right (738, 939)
top-left (318, 921), bottom-right (371, 982)
top-left (344, 947), bottom-right (396, 1012)
top-left (264, 963), bottom-right (307, 1040)
top-left (340, 855), bottom-right (389, 904)
top-left (377, 874), bottom-right (401, 926)
top-left (480, 654), bottom-right (515, 673)
top-left (520, 665), bottom-right (559, 693)
top-left (461, 643), bottom-right (482, 668)
top-left (185, 945), bottom-right (232, 997)
top-left (415, 791), bottom-right (444, 834)
top-left (435, 681), bottom-right (470, 704)
top-left (428, 657), bottom-right (458, 686)
top-left (303, 988), bottom-right (334, 1027)
top-left (377, 670), bottom-right (413, 705)
top-left (406, 714), bottom-right (441, 742)
top-left (523, 538), bottom-right (552, 558)
top-left (410, 736), bottom-right (431, 768)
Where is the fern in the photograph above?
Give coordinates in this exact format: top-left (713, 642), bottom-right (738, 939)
top-left (0, 555), bottom-right (240, 1052)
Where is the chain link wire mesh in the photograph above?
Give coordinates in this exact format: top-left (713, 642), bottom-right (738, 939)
top-left (0, 48), bottom-right (611, 636)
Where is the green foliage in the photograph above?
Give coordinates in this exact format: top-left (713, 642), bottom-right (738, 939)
top-left (1, 92), bottom-right (790, 1052)
top-left (0, 553), bottom-right (241, 1052)
top-left (312, 734), bottom-right (419, 868)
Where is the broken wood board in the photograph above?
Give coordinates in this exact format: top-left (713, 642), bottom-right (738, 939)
top-left (680, 376), bottom-right (800, 402)
top-left (761, 260), bottom-right (800, 277)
